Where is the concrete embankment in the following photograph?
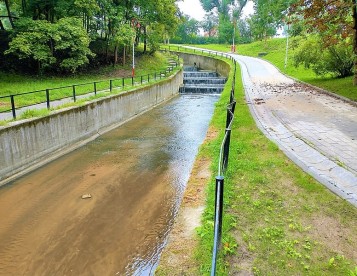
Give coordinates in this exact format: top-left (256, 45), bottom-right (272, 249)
top-left (0, 71), bottom-right (183, 185)
top-left (0, 53), bottom-right (229, 186)
top-left (176, 52), bottom-right (230, 77)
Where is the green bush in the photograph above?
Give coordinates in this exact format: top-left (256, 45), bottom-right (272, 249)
top-left (292, 36), bottom-right (354, 78)
top-left (5, 17), bottom-right (94, 74)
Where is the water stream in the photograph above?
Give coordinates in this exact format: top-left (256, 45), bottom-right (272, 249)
top-left (0, 93), bottom-right (219, 275)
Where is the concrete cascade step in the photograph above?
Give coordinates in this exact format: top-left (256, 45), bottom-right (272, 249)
top-left (180, 67), bottom-right (226, 94)
top-left (179, 86), bottom-right (224, 94)
top-left (183, 71), bottom-right (219, 78)
top-left (183, 66), bottom-right (198, 72)
top-left (184, 77), bottom-right (227, 85)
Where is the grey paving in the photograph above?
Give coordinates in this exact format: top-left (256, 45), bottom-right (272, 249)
top-left (232, 54), bottom-right (357, 207)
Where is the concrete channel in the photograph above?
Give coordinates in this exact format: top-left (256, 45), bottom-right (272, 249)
top-left (0, 56), bottom-right (228, 275)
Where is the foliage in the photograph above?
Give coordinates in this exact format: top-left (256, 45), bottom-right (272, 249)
top-left (201, 10), bottom-right (219, 37)
top-left (5, 17), bottom-right (94, 73)
top-left (171, 15), bottom-right (200, 44)
top-left (1, 0), bottom-right (179, 73)
top-left (199, 0), bottom-right (248, 44)
top-left (292, 36), bottom-right (354, 78)
top-left (291, 0), bottom-right (352, 45)
top-left (247, 0), bottom-right (294, 40)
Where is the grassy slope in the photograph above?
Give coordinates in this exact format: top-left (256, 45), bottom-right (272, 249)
top-left (0, 52), bottom-right (169, 96)
top-left (193, 39), bottom-right (357, 101)
top-left (156, 50), bottom-right (357, 275)
top-left (0, 51), bottom-right (179, 120)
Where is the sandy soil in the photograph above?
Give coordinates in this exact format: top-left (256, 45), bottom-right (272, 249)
top-left (156, 127), bottom-right (218, 275)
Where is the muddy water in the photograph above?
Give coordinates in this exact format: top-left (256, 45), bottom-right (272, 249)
top-left (0, 94), bottom-right (219, 276)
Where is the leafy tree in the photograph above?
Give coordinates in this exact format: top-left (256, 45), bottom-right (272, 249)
top-left (291, 0), bottom-right (357, 84)
top-left (6, 17), bottom-right (94, 73)
top-left (236, 18), bottom-right (252, 43)
top-left (201, 10), bottom-right (218, 37)
top-left (200, 0), bottom-right (248, 43)
top-left (248, 0), bottom-right (294, 40)
top-left (293, 36), bottom-right (354, 78)
top-left (172, 15), bottom-right (200, 44)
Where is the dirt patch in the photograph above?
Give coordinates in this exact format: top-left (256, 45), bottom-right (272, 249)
top-left (309, 214), bottom-right (357, 261)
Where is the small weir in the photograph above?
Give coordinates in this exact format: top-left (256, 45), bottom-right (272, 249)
top-left (179, 65), bottom-right (227, 94)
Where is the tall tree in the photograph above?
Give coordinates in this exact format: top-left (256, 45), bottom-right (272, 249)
top-left (291, 0), bottom-right (357, 84)
top-left (200, 0), bottom-right (248, 42)
top-left (4, 0), bottom-right (14, 27)
top-left (201, 11), bottom-right (219, 37)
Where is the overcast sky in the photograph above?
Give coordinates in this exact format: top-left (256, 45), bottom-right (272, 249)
top-left (177, 0), bottom-right (254, 21)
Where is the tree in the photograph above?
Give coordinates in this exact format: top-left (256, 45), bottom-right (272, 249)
top-left (201, 11), bottom-right (218, 37)
top-left (172, 15), bottom-right (200, 44)
top-left (200, 0), bottom-right (248, 43)
top-left (5, 17), bottom-right (94, 73)
top-left (291, 0), bottom-right (357, 84)
top-left (293, 36), bottom-right (354, 78)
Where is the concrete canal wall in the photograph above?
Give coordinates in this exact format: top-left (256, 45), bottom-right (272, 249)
top-left (175, 52), bottom-right (230, 78)
top-left (0, 71), bottom-right (183, 185)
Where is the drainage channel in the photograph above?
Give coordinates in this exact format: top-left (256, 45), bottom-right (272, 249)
top-left (0, 93), bottom-right (219, 275)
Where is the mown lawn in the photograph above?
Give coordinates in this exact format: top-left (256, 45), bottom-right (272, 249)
top-left (192, 39), bottom-right (357, 101)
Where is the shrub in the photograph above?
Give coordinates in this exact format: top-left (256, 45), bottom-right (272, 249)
top-left (292, 36), bottom-right (354, 78)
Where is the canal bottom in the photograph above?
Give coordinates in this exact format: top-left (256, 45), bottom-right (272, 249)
top-left (0, 93), bottom-right (219, 275)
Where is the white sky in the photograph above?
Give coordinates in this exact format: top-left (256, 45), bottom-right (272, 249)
top-left (177, 0), bottom-right (254, 21)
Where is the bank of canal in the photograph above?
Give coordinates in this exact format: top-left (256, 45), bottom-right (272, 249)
top-left (0, 93), bottom-right (219, 275)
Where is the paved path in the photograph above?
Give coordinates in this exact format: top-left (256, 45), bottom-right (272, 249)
top-left (233, 54), bottom-right (357, 207)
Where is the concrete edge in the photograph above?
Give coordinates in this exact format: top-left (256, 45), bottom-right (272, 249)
top-left (0, 71), bottom-right (182, 187)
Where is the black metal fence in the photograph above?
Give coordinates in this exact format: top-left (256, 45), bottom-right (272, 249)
top-left (211, 60), bottom-right (237, 276)
top-left (161, 45), bottom-right (235, 62)
top-left (0, 58), bottom-right (179, 120)
top-left (161, 45), bottom-right (237, 274)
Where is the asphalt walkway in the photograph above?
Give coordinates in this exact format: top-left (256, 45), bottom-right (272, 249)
top-left (233, 54), bottom-right (357, 207)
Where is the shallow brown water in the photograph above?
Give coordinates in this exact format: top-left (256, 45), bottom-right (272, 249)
top-left (0, 94), bottom-right (219, 276)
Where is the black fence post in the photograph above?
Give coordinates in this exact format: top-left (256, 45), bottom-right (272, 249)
top-left (141, 75), bottom-right (143, 84)
top-left (94, 82), bottom-right (97, 95)
top-left (148, 74), bottom-right (150, 83)
top-left (211, 176), bottom-right (225, 276)
top-left (132, 76), bottom-right (134, 86)
top-left (154, 72), bottom-right (156, 80)
top-left (110, 80), bottom-right (113, 92)
top-left (46, 89), bottom-right (50, 109)
top-left (10, 95), bottom-right (16, 119)
top-left (72, 85), bottom-right (76, 102)
top-left (122, 78), bottom-right (125, 87)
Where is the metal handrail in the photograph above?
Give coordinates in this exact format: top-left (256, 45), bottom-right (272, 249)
top-left (0, 55), bottom-right (180, 120)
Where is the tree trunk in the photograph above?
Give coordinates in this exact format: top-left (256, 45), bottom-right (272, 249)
top-left (4, 0), bottom-right (14, 28)
top-left (143, 26), bottom-right (147, 53)
top-left (114, 45), bottom-right (118, 65)
top-left (123, 46), bottom-right (126, 66)
top-left (353, 0), bottom-right (357, 85)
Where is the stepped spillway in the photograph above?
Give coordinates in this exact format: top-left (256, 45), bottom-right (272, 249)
top-left (179, 66), bottom-right (226, 94)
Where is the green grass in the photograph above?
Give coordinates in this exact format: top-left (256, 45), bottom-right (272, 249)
top-left (0, 51), bottom-right (180, 118)
top-left (191, 39), bottom-right (357, 101)
top-left (156, 49), bottom-right (357, 275)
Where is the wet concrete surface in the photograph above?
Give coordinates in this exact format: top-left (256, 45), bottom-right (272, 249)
top-left (0, 93), bottom-right (219, 275)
